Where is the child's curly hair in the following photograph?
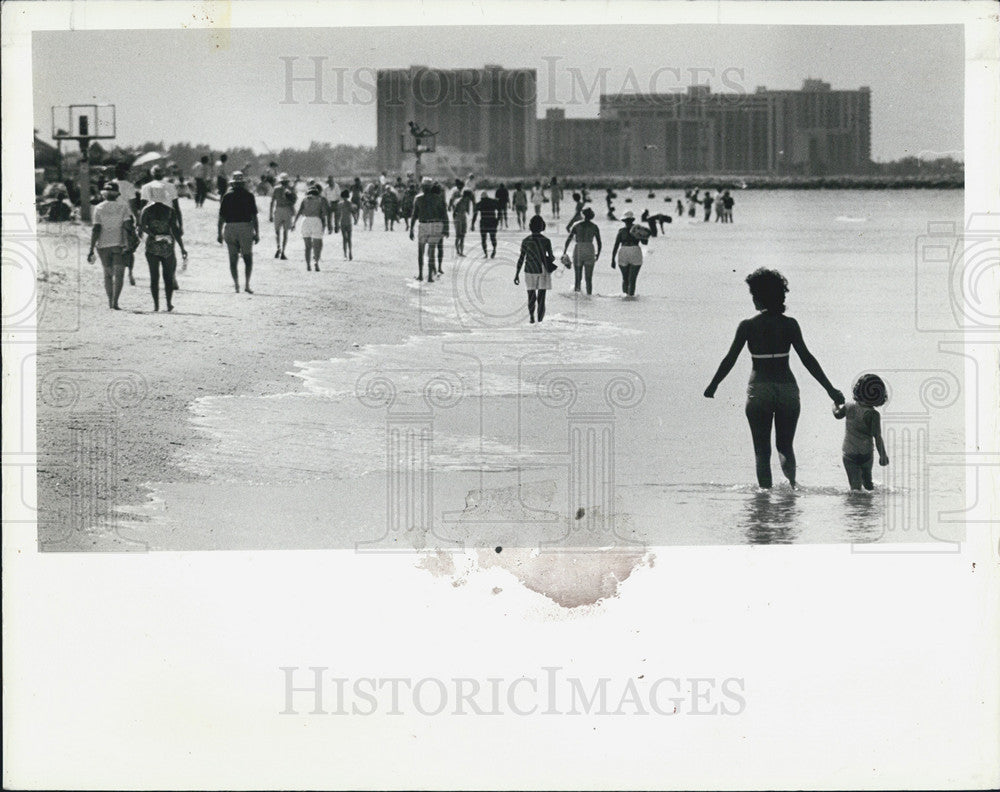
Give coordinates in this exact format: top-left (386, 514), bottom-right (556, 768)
top-left (745, 268), bottom-right (789, 313)
top-left (853, 373), bottom-right (888, 407)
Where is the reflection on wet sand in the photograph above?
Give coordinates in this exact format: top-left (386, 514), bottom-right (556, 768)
top-left (741, 489), bottom-right (802, 544)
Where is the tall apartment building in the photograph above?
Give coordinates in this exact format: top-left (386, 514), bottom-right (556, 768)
top-left (538, 80), bottom-right (871, 176)
top-left (376, 65), bottom-right (537, 176)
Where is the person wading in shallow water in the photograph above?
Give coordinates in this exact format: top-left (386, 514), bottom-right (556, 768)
top-left (409, 177), bottom-right (448, 282)
top-left (704, 268), bottom-right (845, 489)
top-left (514, 214), bottom-right (556, 324)
top-left (563, 207), bottom-right (602, 295)
top-left (217, 171), bottom-right (259, 294)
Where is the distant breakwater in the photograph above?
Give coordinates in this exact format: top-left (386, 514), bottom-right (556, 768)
top-left (472, 174), bottom-right (963, 190)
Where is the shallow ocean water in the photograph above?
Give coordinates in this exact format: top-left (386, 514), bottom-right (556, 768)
top-left (129, 189), bottom-right (966, 548)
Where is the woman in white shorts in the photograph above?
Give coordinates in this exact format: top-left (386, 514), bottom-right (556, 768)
top-left (513, 215), bottom-right (555, 324)
top-left (293, 184), bottom-right (331, 272)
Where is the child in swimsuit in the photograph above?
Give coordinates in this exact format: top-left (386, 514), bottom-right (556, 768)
top-left (833, 374), bottom-right (890, 490)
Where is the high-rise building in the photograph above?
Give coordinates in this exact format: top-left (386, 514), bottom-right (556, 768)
top-left (538, 80), bottom-right (872, 176)
top-left (376, 65), bottom-right (537, 176)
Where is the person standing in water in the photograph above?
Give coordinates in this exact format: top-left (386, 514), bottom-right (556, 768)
top-left (512, 182), bottom-right (528, 229)
top-left (292, 183), bottom-right (331, 272)
top-left (217, 171), bottom-right (259, 293)
top-left (549, 177), bottom-right (562, 219)
top-left (702, 190), bottom-right (714, 222)
top-left (563, 207), bottom-right (602, 295)
top-left (567, 191), bottom-right (586, 232)
top-left (530, 181), bottom-right (544, 217)
top-left (514, 214), bottom-right (555, 324)
top-left (704, 268), bottom-right (845, 489)
top-left (610, 211), bottom-right (647, 298)
top-left (833, 374), bottom-right (890, 490)
top-left (495, 183), bottom-right (510, 228)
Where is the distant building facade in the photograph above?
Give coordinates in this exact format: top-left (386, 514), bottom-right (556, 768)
top-left (376, 65), bottom-right (537, 176)
top-left (539, 80), bottom-right (872, 176)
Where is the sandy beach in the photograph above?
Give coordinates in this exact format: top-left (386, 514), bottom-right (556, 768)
top-left (36, 195), bottom-right (420, 550)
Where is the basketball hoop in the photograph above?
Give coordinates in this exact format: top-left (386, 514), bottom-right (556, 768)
top-left (400, 129), bottom-right (436, 182)
top-left (51, 104), bottom-right (116, 223)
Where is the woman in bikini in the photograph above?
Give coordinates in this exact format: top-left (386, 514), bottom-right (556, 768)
top-left (704, 268), bottom-right (845, 489)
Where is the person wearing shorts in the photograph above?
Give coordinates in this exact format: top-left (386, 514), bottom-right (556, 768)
top-left (269, 173), bottom-right (297, 260)
top-left (563, 207), bottom-right (602, 294)
top-left (293, 184), bottom-right (331, 272)
top-left (217, 171), bottom-right (259, 293)
top-left (514, 215), bottom-right (555, 324)
top-left (471, 190), bottom-right (500, 259)
top-left (611, 211), bottom-right (646, 297)
top-left (409, 178), bottom-right (449, 282)
top-left (88, 183), bottom-right (134, 310)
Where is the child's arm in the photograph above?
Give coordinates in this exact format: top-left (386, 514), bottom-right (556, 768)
top-left (872, 411), bottom-right (889, 465)
top-left (704, 320), bottom-right (749, 397)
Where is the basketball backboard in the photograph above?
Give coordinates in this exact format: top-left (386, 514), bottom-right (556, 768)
top-left (51, 104), bottom-right (116, 141)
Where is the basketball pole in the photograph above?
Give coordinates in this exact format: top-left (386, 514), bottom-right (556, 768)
top-left (79, 137), bottom-right (92, 224)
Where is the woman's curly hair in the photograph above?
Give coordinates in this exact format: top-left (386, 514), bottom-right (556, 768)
top-left (745, 268), bottom-right (789, 313)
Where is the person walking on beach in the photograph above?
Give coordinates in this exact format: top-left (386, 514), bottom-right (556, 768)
top-left (292, 183), bottom-right (331, 272)
top-left (530, 181), bottom-right (545, 217)
top-left (217, 171), bottom-right (259, 294)
top-left (495, 183), bottom-right (510, 228)
top-left (334, 189), bottom-right (354, 261)
top-left (610, 211), bottom-right (648, 298)
top-left (410, 177), bottom-right (449, 281)
top-left (514, 214), bottom-right (555, 324)
top-left (192, 155), bottom-right (209, 207)
top-left (400, 180), bottom-right (417, 232)
top-left (138, 164), bottom-right (183, 237)
top-left (430, 183), bottom-right (448, 275)
top-left (112, 165), bottom-right (140, 286)
top-left (512, 183), bottom-right (528, 229)
top-left (471, 189), bottom-right (500, 259)
top-left (215, 153), bottom-right (229, 196)
top-left (563, 207), bottom-right (602, 295)
top-left (87, 182), bottom-right (135, 310)
top-left (451, 188), bottom-right (473, 257)
top-left (381, 185), bottom-right (399, 231)
top-left (137, 189), bottom-right (187, 312)
top-left (703, 268), bottom-right (845, 489)
top-left (323, 176), bottom-right (341, 229)
top-left (549, 177), bottom-right (562, 219)
top-left (833, 374), bottom-right (890, 490)
top-left (269, 173), bottom-right (296, 260)
top-left (702, 190), bottom-right (714, 222)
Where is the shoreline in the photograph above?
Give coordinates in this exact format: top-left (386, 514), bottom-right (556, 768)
top-left (36, 200), bottom-right (423, 550)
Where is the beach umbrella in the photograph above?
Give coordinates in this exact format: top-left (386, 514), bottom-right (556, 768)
top-left (132, 150), bottom-right (165, 168)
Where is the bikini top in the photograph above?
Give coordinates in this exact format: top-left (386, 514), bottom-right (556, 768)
top-left (750, 352), bottom-right (790, 359)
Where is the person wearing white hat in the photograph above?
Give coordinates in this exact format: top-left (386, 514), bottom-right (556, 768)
top-left (87, 182), bottom-right (135, 310)
top-left (611, 210), bottom-right (647, 298)
top-left (292, 183), bottom-right (331, 272)
top-left (269, 173), bottom-right (296, 260)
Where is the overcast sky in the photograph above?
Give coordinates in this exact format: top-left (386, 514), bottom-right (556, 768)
top-left (32, 25), bottom-right (963, 161)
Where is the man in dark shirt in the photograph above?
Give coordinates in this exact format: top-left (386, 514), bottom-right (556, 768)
top-left (217, 171), bottom-right (259, 293)
top-left (409, 178), bottom-right (449, 282)
top-left (495, 183), bottom-right (510, 228)
top-left (471, 190), bottom-right (500, 258)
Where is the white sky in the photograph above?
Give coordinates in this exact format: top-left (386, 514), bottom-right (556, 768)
top-left (32, 25), bottom-right (964, 161)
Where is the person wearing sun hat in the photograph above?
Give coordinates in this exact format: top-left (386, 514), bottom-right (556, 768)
top-left (611, 210), bottom-right (647, 298)
top-left (87, 181), bottom-right (135, 310)
top-left (217, 171), bottom-right (259, 293)
top-left (269, 172), bottom-right (296, 260)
